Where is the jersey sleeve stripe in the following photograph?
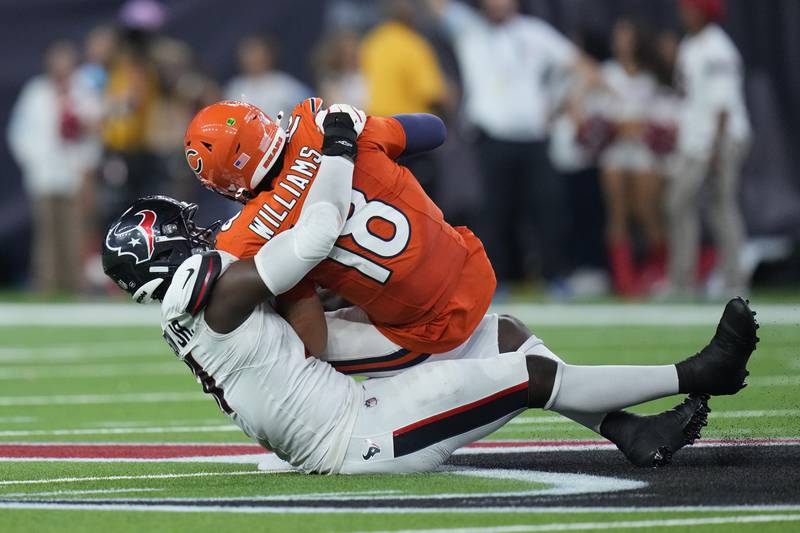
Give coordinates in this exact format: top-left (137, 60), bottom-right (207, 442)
top-left (186, 252), bottom-right (223, 316)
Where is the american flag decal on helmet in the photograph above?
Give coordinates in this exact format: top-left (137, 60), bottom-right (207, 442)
top-left (233, 153), bottom-right (251, 169)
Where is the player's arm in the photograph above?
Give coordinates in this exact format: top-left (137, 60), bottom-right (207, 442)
top-left (362, 113), bottom-right (446, 160)
top-left (276, 284), bottom-right (327, 356)
top-left (393, 114), bottom-right (447, 156)
top-left (204, 259), bottom-right (328, 351)
top-left (203, 257), bottom-right (273, 334)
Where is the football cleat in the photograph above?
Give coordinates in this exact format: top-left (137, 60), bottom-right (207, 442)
top-left (676, 297), bottom-right (759, 395)
top-left (600, 394), bottom-right (711, 468)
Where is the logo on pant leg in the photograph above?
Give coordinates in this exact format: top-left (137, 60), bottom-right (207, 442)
top-left (362, 439), bottom-right (381, 460)
top-left (365, 397), bottom-right (378, 408)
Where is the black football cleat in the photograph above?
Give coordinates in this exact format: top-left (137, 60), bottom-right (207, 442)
top-left (600, 394), bottom-right (711, 468)
top-left (675, 297), bottom-right (759, 395)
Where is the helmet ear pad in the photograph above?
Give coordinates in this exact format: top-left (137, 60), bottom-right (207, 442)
top-left (133, 278), bottom-right (164, 304)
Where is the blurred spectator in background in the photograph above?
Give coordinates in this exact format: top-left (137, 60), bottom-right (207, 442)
top-left (77, 26), bottom-right (118, 281)
top-left (428, 0), bottom-right (597, 296)
top-left (313, 30), bottom-right (367, 109)
top-left (225, 35), bottom-right (311, 121)
top-left (666, 0), bottom-right (751, 299)
top-left (146, 37), bottom-right (228, 223)
top-left (79, 25), bottom-right (118, 94)
top-left (648, 30), bottom-right (682, 178)
top-left (101, 6), bottom-right (163, 229)
top-left (147, 39), bottom-right (220, 194)
top-left (7, 41), bottom-right (102, 293)
top-left (361, 0), bottom-right (449, 117)
top-left (595, 19), bottom-right (663, 298)
top-left (361, 0), bottom-right (451, 199)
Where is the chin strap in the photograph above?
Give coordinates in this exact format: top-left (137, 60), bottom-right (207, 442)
top-left (133, 278), bottom-right (164, 304)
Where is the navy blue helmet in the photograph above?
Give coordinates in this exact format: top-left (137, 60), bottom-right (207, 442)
top-left (102, 196), bottom-right (219, 302)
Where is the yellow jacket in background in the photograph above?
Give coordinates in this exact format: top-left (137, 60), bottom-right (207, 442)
top-left (361, 21), bottom-right (446, 117)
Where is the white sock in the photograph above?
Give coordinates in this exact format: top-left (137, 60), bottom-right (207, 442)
top-left (518, 334), bottom-right (676, 432)
top-left (548, 364), bottom-right (679, 414)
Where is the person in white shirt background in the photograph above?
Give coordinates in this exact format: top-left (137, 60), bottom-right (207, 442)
top-left (666, 0), bottom-right (751, 300)
top-left (224, 35), bottom-right (311, 125)
top-left (428, 0), bottom-right (598, 299)
top-left (7, 41), bottom-right (102, 294)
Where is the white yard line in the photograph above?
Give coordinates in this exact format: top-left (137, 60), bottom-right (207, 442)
top-left (0, 470), bottom-right (267, 487)
top-left (0, 304), bottom-right (161, 326)
top-left (0, 392), bottom-right (203, 407)
top-left (747, 375), bottom-right (800, 387)
top-left (492, 303), bottom-right (800, 326)
top-left (0, 364), bottom-right (184, 380)
top-left (2, 488), bottom-right (162, 498)
top-left (92, 418), bottom-right (225, 428)
top-left (0, 342), bottom-right (166, 363)
top-left (1, 501), bottom-right (800, 516)
top-left (354, 514), bottom-right (800, 533)
top-left (0, 424), bottom-right (238, 438)
top-left (1, 303), bottom-right (797, 327)
top-left (0, 467), bottom-right (644, 502)
top-left (0, 416), bottom-right (36, 423)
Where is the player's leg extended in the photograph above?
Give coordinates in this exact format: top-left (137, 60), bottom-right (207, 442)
top-left (502, 315), bottom-right (679, 414)
top-left (336, 296), bottom-right (753, 474)
top-left (503, 298), bottom-right (758, 466)
top-left (520, 297), bottom-right (758, 412)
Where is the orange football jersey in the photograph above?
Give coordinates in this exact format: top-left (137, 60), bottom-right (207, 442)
top-left (215, 98), bottom-right (496, 353)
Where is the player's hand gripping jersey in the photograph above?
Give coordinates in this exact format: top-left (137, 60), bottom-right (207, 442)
top-left (216, 98), bottom-right (496, 354)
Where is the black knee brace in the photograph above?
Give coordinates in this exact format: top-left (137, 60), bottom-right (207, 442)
top-left (526, 354), bottom-right (558, 408)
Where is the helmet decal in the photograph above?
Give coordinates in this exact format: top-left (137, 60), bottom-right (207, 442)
top-left (233, 152), bottom-right (251, 169)
top-left (105, 209), bottom-right (158, 264)
top-left (186, 148), bottom-right (203, 175)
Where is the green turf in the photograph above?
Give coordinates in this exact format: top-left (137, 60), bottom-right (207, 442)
top-left (0, 314), bottom-right (798, 532)
top-left (2, 509), bottom-right (799, 533)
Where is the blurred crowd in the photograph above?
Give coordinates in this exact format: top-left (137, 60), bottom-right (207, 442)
top-left (7, 0), bottom-right (755, 302)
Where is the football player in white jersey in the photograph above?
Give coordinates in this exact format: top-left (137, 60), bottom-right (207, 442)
top-left (102, 192), bottom-right (759, 474)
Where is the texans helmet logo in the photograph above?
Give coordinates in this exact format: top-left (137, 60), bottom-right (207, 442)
top-left (106, 209), bottom-right (157, 264)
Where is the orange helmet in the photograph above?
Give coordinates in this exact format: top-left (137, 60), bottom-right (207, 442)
top-left (184, 101), bottom-right (287, 202)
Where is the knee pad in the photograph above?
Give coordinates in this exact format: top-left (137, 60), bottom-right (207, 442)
top-left (526, 354), bottom-right (561, 408)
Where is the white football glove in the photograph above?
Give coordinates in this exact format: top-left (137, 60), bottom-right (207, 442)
top-left (315, 104), bottom-right (367, 138)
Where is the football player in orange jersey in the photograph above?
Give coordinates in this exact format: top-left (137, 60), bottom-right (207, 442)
top-left (184, 98), bottom-right (496, 376)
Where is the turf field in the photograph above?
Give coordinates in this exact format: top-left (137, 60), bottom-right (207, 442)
top-left (0, 301), bottom-right (798, 532)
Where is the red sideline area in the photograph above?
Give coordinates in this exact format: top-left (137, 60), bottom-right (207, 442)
top-left (1, 438), bottom-right (800, 459)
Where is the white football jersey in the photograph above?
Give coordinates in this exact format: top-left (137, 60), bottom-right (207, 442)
top-left (160, 251), bottom-right (361, 474)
